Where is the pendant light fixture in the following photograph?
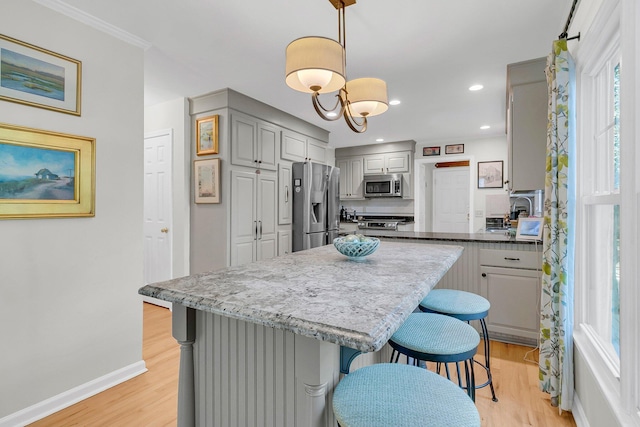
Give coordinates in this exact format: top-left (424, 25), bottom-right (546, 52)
top-left (285, 0), bottom-right (388, 133)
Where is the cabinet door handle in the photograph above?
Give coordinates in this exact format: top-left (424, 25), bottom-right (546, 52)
top-left (285, 185), bottom-right (289, 203)
top-left (254, 159), bottom-right (258, 163)
top-left (258, 160), bottom-right (262, 164)
top-left (482, 273), bottom-right (487, 277)
top-left (254, 221), bottom-right (258, 240)
top-left (504, 257), bottom-right (520, 261)
top-left (259, 220), bottom-right (263, 239)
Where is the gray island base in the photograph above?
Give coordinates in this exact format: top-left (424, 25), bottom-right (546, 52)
top-left (139, 242), bottom-right (463, 427)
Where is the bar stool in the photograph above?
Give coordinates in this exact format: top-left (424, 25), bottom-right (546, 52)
top-left (388, 313), bottom-right (480, 401)
top-left (333, 363), bottom-right (480, 427)
top-left (419, 289), bottom-right (498, 402)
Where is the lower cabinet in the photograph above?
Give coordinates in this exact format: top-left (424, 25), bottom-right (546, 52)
top-left (278, 229), bottom-right (292, 256)
top-left (479, 249), bottom-right (542, 345)
top-left (230, 170), bottom-right (277, 266)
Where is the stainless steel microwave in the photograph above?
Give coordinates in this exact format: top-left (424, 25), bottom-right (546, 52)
top-left (363, 174), bottom-right (403, 198)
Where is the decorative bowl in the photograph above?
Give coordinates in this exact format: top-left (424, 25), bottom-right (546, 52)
top-left (333, 236), bottom-right (380, 258)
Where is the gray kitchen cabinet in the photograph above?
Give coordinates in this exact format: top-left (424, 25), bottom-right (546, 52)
top-left (278, 163), bottom-right (292, 224)
top-left (281, 129), bottom-right (327, 163)
top-left (336, 156), bottom-right (364, 199)
top-left (277, 229), bottom-right (292, 256)
top-left (507, 58), bottom-right (547, 191)
top-left (479, 248), bottom-right (542, 346)
top-left (363, 151), bottom-right (411, 174)
top-left (230, 112), bottom-right (278, 171)
top-left (230, 170), bottom-right (278, 266)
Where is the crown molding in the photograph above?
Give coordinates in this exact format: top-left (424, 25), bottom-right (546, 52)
top-left (33, 0), bottom-right (152, 50)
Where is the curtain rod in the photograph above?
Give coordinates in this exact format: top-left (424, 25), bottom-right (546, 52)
top-left (559, 0), bottom-right (581, 41)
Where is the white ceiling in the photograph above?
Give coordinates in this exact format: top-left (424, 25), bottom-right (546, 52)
top-left (51, 0), bottom-right (571, 148)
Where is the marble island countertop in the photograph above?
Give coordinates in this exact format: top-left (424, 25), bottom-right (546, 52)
top-left (139, 242), bottom-right (463, 352)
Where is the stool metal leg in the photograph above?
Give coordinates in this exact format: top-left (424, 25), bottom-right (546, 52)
top-left (476, 318), bottom-right (497, 402)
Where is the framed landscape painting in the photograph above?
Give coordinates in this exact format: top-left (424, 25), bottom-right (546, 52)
top-left (0, 34), bottom-right (82, 115)
top-left (194, 158), bottom-right (220, 203)
top-left (0, 123), bottom-right (95, 218)
top-left (196, 115), bottom-right (219, 155)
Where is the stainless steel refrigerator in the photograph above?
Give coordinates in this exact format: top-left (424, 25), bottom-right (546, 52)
top-left (292, 162), bottom-right (340, 252)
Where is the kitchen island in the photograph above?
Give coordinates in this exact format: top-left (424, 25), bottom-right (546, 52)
top-left (139, 241), bottom-right (462, 427)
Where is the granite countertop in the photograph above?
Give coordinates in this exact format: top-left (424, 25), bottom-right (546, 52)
top-left (138, 242), bottom-right (463, 352)
top-left (342, 229), bottom-right (533, 244)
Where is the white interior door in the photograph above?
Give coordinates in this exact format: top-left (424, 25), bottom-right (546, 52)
top-left (143, 130), bottom-right (173, 308)
top-left (433, 167), bottom-right (470, 232)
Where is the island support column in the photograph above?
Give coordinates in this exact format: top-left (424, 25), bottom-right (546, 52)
top-left (294, 334), bottom-right (341, 426)
top-left (172, 304), bottom-right (196, 427)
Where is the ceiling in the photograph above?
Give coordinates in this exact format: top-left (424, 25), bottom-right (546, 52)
top-left (49, 0), bottom-right (571, 148)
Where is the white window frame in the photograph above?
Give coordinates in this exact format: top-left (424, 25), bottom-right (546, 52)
top-left (573, 0), bottom-right (640, 424)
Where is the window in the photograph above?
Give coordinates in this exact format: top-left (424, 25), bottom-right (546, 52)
top-left (575, 0), bottom-right (640, 424)
top-left (582, 57), bottom-right (621, 365)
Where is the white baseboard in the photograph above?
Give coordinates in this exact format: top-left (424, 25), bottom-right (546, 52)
top-left (0, 360), bottom-right (147, 427)
top-left (572, 392), bottom-right (589, 427)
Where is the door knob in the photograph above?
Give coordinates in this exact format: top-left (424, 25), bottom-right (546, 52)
top-left (160, 227), bottom-right (169, 233)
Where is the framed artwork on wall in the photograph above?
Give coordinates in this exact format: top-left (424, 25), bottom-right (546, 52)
top-left (196, 114), bottom-right (219, 155)
top-left (422, 146), bottom-right (440, 156)
top-left (0, 34), bottom-right (82, 116)
top-left (445, 144), bottom-right (464, 154)
top-left (194, 158), bottom-right (220, 203)
top-left (477, 160), bottom-right (504, 189)
top-left (0, 123), bottom-right (95, 219)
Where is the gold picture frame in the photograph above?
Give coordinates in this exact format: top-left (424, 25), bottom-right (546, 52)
top-left (194, 158), bottom-right (220, 204)
top-left (0, 123), bottom-right (95, 219)
top-left (196, 115), bottom-right (219, 155)
top-left (0, 34), bottom-right (82, 116)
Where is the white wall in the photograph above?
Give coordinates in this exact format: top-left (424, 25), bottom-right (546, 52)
top-left (414, 135), bottom-right (509, 232)
top-left (144, 98), bottom-right (191, 278)
top-left (0, 1), bottom-right (144, 421)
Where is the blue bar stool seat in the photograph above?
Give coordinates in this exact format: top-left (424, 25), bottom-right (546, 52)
top-left (333, 363), bottom-right (480, 427)
top-left (388, 313), bottom-right (480, 401)
top-left (419, 289), bottom-right (498, 401)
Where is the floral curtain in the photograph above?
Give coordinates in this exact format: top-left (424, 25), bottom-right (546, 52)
top-left (539, 39), bottom-right (576, 412)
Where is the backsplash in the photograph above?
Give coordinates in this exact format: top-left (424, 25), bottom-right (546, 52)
top-left (340, 198), bottom-right (414, 215)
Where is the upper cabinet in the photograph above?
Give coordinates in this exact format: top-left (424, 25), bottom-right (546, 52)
top-left (281, 129), bottom-right (327, 163)
top-left (363, 151), bottom-right (411, 175)
top-left (230, 112), bottom-right (278, 171)
top-left (337, 156), bottom-right (364, 200)
top-left (507, 58), bottom-right (547, 191)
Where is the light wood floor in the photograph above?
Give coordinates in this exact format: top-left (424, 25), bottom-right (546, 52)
top-left (31, 303), bottom-right (576, 426)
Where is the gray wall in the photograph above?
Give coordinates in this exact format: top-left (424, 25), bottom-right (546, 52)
top-left (0, 1), bottom-right (144, 419)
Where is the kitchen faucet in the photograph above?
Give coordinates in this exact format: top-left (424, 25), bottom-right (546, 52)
top-left (511, 197), bottom-right (533, 217)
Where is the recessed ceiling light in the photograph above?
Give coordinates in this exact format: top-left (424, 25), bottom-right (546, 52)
top-left (469, 84), bottom-right (484, 91)
top-left (327, 112), bottom-right (337, 117)
top-left (376, 138), bottom-right (384, 142)
top-left (389, 100), bottom-right (401, 106)
top-left (480, 125), bottom-right (491, 130)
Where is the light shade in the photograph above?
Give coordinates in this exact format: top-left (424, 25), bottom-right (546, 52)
top-left (285, 37), bottom-right (346, 94)
top-left (345, 78), bottom-right (389, 117)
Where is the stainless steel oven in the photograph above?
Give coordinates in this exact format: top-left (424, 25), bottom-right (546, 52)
top-left (363, 174), bottom-right (403, 198)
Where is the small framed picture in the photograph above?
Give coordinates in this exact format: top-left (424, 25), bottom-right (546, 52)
top-left (194, 158), bottom-right (220, 203)
top-left (445, 144), bottom-right (464, 154)
top-left (477, 160), bottom-right (504, 189)
top-left (422, 146), bottom-right (440, 156)
top-left (196, 115), bottom-right (219, 155)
